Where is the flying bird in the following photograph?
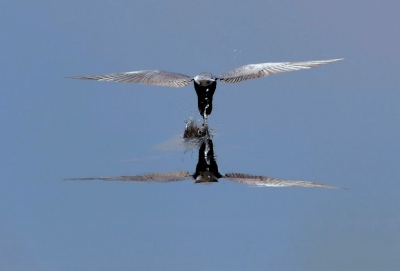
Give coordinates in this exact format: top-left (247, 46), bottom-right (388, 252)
top-left (68, 58), bottom-right (343, 120)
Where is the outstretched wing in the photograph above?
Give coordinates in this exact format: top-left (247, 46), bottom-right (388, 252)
top-left (223, 173), bottom-right (341, 189)
top-left (68, 70), bottom-right (193, 88)
top-left (219, 58), bottom-right (343, 84)
top-left (65, 171), bottom-right (192, 182)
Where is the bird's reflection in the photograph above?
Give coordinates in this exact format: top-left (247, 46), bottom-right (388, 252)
top-left (67, 120), bottom-right (340, 189)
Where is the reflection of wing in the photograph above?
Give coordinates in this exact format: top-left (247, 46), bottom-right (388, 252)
top-left (66, 171), bottom-right (191, 182)
top-left (219, 59), bottom-right (343, 84)
top-left (224, 173), bottom-right (340, 188)
top-left (68, 70), bottom-right (193, 87)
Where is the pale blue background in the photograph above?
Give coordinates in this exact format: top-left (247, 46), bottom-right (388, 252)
top-left (1, 1), bottom-right (399, 270)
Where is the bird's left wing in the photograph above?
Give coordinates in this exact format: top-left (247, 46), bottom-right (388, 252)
top-left (223, 173), bottom-right (341, 188)
top-left (65, 171), bottom-right (192, 182)
top-left (219, 58), bottom-right (343, 84)
top-left (68, 70), bottom-right (193, 87)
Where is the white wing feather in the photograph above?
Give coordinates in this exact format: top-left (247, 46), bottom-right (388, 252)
top-left (219, 58), bottom-right (343, 84)
top-left (68, 70), bottom-right (193, 88)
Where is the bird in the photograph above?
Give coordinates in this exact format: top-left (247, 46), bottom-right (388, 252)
top-left (68, 58), bottom-right (343, 121)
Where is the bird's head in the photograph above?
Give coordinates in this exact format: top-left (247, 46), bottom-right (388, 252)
top-left (194, 72), bottom-right (217, 86)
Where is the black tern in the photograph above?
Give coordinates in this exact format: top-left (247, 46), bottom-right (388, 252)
top-left (68, 58), bottom-right (342, 120)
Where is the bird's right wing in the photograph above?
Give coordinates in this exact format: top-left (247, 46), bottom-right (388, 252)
top-left (68, 70), bottom-right (193, 88)
top-left (65, 171), bottom-right (192, 182)
top-left (224, 173), bottom-right (341, 189)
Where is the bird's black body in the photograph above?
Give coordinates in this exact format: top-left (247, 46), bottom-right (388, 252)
top-left (193, 80), bottom-right (217, 119)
